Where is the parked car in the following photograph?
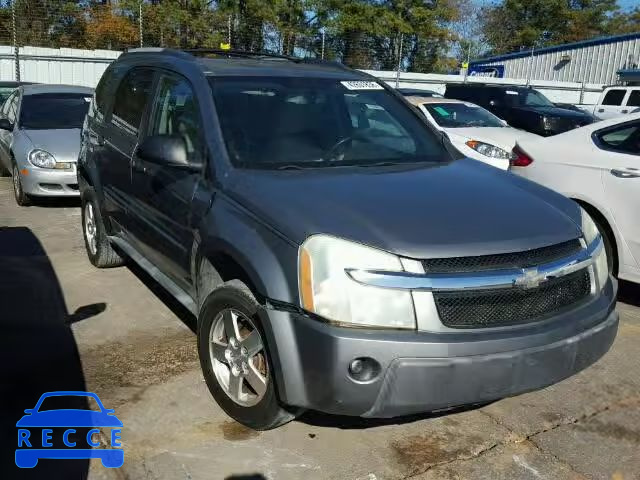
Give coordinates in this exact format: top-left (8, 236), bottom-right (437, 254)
top-left (511, 113), bottom-right (640, 285)
top-left (0, 81), bottom-right (34, 106)
top-left (445, 84), bottom-right (594, 136)
top-left (79, 48), bottom-right (617, 430)
top-left (0, 84), bottom-right (92, 205)
top-left (397, 88), bottom-right (443, 98)
top-left (581, 86), bottom-right (640, 120)
top-left (406, 96), bottom-right (540, 170)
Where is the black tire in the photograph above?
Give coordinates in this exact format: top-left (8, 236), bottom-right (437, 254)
top-left (596, 217), bottom-right (618, 277)
top-left (81, 188), bottom-right (124, 268)
top-left (198, 280), bottom-right (299, 430)
top-left (12, 162), bottom-right (31, 206)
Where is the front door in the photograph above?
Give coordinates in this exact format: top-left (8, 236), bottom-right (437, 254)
top-left (598, 120), bottom-right (640, 270)
top-left (597, 89), bottom-right (627, 120)
top-left (101, 67), bottom-right (155, 233)
top-left (129, 72), bottom-right (206, 292)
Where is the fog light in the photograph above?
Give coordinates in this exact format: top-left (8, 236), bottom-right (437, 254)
top-left (348, 357), bottom-right (381, 382)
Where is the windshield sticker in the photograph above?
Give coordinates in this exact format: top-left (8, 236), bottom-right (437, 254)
top-left (505, 90), bottom-right (520, 95)
top-left (433, 106), bottom-right (451, 116)
top-left (340, 81), bottom-right (384, 91)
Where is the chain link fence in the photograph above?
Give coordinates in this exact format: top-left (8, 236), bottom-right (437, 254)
top-left (0, 1), bottom-right (460, 84)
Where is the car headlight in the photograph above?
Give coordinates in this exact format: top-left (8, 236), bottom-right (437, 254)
top-left (580, 207), bottom-right (608, 289)
top-left (299, 235), bottom-right (415, 329)
top-left (465, 140), bottom-right (512, 159)
top-left (28, 149), bottom-right (57, 169)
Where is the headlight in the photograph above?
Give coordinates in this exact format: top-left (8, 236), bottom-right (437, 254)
top-left (465, 140), bottom-right (512, 159)
top-left (299, 235), bottom-right (415, 329)
top-left (580, 207), bottom-right (608, 289)
top-left (28, 149), bottom-right (57, 169)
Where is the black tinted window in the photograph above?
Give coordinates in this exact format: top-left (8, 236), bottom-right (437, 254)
top-left (602, 89), bottom-right (626, 106)
top-left (598, 122), bottom-right (640, 156)
top-left (210, 76), bottom-right (446, 169)
top-left (627, 90), bottom-right (640, 107)
top-left (112, 68), bottom-right (154, 131)
top-left (20, 93), bottom-right (91, 130)
top-left (95, 67), bottom-right (116, 118)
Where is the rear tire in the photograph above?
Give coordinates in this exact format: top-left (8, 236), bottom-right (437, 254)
top-left (81, 188), bottom-right (124, 268)
top-left (198, 280), bottom-right (299, 430)
top-left (12, 162), bottom-right (31, 206)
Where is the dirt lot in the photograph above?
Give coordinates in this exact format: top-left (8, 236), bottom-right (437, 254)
top-left (1, 177), bottom-right (639, 480)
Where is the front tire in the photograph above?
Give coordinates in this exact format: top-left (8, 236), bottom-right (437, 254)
top-left (12, 162), bottom-right (31, 206)
top-left (198, 281), bottom-right (298, 430)
top-left (81, 188), bottom-right (124, 268)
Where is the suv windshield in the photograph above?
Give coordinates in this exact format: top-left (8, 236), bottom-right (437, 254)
top-left (209, 76), bottom-right (447, 168)
top-left (505, 89), bottom-right (555, 108)
top-left (20, 93), bottom-right (91, 130)
top-left (424, 102), bottom-right (504, 128)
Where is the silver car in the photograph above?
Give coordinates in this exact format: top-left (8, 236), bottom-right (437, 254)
top-left (0, 84), bottom-right (93, 205)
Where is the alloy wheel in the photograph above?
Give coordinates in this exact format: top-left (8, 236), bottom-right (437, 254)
top-left (209, 308), bottom-right (268, 407)
top-left (84, 202), bottom-right (98, 255)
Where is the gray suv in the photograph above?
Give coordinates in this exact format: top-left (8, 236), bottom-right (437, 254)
top-left (78, 48), bottom-right (618, 430)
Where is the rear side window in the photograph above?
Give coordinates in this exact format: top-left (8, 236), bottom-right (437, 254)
top-left (597, 122), bottom-right (640, 156)
top-left (112, 68), bottom-right (154, 132)
top-left (626, 90), bottom-right (640, 107)
top-left (602, 89), bottom-right (626, 106)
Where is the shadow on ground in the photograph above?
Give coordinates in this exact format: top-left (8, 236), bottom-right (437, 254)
top-left (0, 227), bottom-right (103, 479)
top-left (619, 280), bottom-right (640, 307)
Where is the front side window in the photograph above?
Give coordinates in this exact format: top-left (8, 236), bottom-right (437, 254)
top-left (3, 91), bottom-right (19, 124)
top-left (424, 102), bottom-right (504, 128)
top-left (602, 89), bottom-right (626, 106)
top-left (504, 89), bottom-right (554, 108)
top-left (209, 76), bottom-right (446, 169)
top-left (112, 68), bottom-right (154, 132)
top-left (0, 87), bottom-right (17, 107)
top-left (149, 75), bottom-right (203, 162)
top-left (94, 66), bottom-right (116, 118)
top-left (19, 93), bottom-right (91, 130)
top-left (597, 122), bottom-right (640, 156)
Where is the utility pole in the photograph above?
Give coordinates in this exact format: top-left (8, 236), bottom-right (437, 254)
top-left (139, 2), bottom-right (144, 48)
top-left (395, 33), bottom-right (404, 89)
top-left (321, 30), bottom-right (325, 60)
top-left (12, 0), bottom-right (19, 81)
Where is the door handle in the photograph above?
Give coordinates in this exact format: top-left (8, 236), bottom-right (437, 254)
top-left (621, 109), bottom-right (629, 114)
top-left (611, 169), bottom-right (640, 178)
top-left (598, 108), bottom-right (605, 113)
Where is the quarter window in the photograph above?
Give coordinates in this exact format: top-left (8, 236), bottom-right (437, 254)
top-left (112, 68), bottom-right (154, 132)
top-left (597, 122), bottom-right (640, 156)
top-left (602, 89), bottom-right (626, 106)
top-left (149, 75), bottom-right (203, 162)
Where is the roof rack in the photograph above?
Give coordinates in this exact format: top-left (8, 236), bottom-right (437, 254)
top-left (184, 48), bottom-right (300, 62)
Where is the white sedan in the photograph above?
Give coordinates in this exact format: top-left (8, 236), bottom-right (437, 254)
top-left (511, 113), bottom-right (640, 284)
top-left (406, 97), bottom-right (541, 170)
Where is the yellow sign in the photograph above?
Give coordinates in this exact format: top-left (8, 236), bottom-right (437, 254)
top-left (220, 43), bottom-right (231, 50)
top-left (462, 62), bottom-right (469, 69)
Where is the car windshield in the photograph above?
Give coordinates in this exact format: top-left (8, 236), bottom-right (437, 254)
top-left (0, 86), bottom-right (16, 105)
top-left (208, 76), bottom-right (447, 169)
top-left (424, 102), bottom-right (505, 128)
top-left (506, 89), bottom-right (555, 108)
top-left (37, 395), bottom-right (100, 411)
top-left (20, 93), bottom-right (91, 130)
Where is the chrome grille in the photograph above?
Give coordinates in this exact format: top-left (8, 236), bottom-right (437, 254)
top-left (434, 268), bottom-right (591, 329)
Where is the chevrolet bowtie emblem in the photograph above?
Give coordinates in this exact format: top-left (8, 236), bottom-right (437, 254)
top-left (514, 267), bottom-right (548, 289)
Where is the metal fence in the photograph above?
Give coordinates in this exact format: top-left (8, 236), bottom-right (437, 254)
top-left (0, 0), bottom-right (430, 84)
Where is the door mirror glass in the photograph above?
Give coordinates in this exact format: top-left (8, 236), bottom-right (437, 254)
top-left (137, 135), bottom-right (197, 169)
top-left (0, 118), bottom-right (13, 131)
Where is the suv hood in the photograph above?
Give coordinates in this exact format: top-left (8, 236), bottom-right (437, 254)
top-left (512, 105), bottom-right (591, 120)
top-left (229, 159), bottom-right (582, 259)
top-left (22, 129), bottom-right (82, 163)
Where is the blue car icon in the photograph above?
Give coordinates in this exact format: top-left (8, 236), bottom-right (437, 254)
top-left (16, 391), bottom-right (123, 468)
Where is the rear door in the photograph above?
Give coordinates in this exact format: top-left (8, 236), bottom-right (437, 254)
top-left (101, 67), bottom-right (155, 233)
top-left (596, 88), bottom-right (628, 120)
top-left (596, 120), bottom-right (640, 270)
top-left (129, 71), bottom-right (206, 291)
top-left (623, 88), bottom-right (640, 114)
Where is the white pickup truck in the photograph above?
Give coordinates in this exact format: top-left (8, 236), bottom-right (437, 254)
top-left (580, 86), bottom-right (640, 120)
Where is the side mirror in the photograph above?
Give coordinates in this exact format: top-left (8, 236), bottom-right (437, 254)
top-left (136, 135), bottom-right (200, 170)
top-left (0, 118), bottom-right (13, 131)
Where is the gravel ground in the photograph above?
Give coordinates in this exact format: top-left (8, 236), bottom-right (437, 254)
top-left (1, 177), bottom-right (639, 480)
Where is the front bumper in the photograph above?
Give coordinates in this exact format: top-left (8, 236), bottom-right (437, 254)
top-left (19, 165), bottom-right (79, 197)
top-left (264, 279), bottom-right (618, 417)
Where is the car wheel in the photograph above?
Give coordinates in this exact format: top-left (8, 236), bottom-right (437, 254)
top-left (12, 162), bottom-right (31, 206)
top-left (597, 219), bottom-right (618, 277)
top-left (198, 280), bottom-right (299, 430)
top-left (81, 188), bottom-right (124, 268)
